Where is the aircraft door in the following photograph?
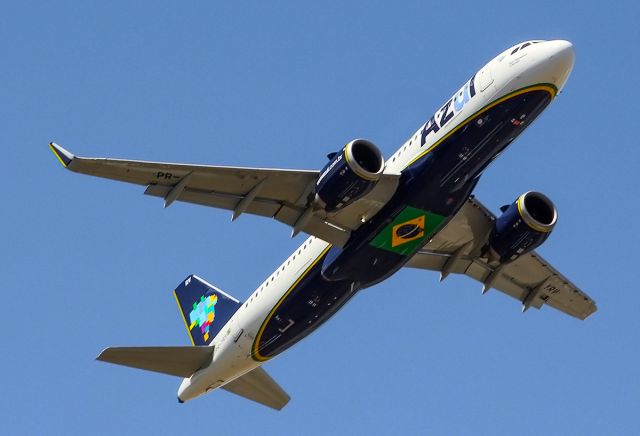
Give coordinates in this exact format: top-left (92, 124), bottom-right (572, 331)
top-left (477, 65), bottom-right (494, 93)
top-left (229, 318), bottom-right (250, 363)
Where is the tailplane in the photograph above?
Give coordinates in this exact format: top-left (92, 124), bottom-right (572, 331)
top-left (96, 274), bottom-right (290, 409)
top-left (223, 366), bottom-right (290, 410)
top-left (174, 275), bottom-right (242, 346)
top-left (97, 346), bottom-right (213, 377)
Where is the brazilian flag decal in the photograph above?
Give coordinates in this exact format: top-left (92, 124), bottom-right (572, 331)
top-left (370, 206), bottom-right (446, 255)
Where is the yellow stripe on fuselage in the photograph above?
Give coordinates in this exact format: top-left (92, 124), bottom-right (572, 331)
top-left (250, 85), bottom-right (558, 361)
top-left (252, 243), bottom-right (333, 361)
top-left (405, 83), bottom-right (558, 168)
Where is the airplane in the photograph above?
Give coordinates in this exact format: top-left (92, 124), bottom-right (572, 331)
top-left (49, 39), bottom-right (596, 410)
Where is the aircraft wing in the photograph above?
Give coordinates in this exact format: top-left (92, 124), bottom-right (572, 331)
top-left (405, 196), bottom-right (597, 320)
top-left (49, 143), bottom-right (400, 247)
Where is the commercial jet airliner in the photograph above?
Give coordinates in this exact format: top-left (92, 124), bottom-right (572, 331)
top-left (50, 40), bottom-right (596, 410)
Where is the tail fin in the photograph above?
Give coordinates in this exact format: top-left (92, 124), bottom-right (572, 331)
top-left (174, 275), bottom-right (242, 346)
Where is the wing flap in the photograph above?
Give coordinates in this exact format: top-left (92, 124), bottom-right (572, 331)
top-left (222, 366), bottom-right (290, 410)
top-left (144, 184), bottom-right (283, 217)
top-left (96, 346), bottom-right (214, 377)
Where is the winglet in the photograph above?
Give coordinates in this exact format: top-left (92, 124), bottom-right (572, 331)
top-left (49, 142), bottom-right (75, 168)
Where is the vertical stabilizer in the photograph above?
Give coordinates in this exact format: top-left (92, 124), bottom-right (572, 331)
top-left (174, 275), bottom-right (242, 346)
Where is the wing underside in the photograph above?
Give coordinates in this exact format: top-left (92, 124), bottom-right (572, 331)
top-left (406, 197), bottom-right (597, 319)
top-left (50, 143), bottom-right (595, 318)
top-left (49, 143), bottom-right (400, 246)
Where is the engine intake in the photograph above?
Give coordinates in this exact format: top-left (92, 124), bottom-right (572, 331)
top-left (488, 191), bottom-right (557, 264)
top-left (314, 139), bottom-right (385, 212)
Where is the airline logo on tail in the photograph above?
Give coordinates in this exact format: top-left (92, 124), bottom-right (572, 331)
top-left (189, 294), bottom-right (218, 342)
top-left (174, 274), bottom-right (243, 346)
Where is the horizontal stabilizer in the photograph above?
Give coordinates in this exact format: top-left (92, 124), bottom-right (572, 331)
top-left (97, 346), bottom-right (213, 377)
top-left (223, 366), bottom-right (290, 410)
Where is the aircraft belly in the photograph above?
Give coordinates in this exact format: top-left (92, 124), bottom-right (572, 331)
top-left (252, 249), bottom-right (357, 361)
top-left (251, 87), bottom-right (554, 362)
top-left (426, 88), bottom-right (554, 192)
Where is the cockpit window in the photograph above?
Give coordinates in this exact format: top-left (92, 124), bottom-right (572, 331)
top-left (500, 41), bottom-right (544, 62)
top-left (510, 40), bottom-right (542, 56)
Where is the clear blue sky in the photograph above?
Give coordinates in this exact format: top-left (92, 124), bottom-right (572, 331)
top-left (3, 1), bottom-right (639, 435)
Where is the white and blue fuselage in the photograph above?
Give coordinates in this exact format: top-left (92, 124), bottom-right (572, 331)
top-left (178, 40), bottom-right (575, 402)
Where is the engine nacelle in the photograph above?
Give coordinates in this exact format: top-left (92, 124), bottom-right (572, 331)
top-left (488, 191), bottom-right (557, 264)
top-left (314, 139), bottom-right (385, 212)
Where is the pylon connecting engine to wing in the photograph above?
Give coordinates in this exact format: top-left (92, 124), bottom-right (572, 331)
top-left (314, 139), bottom-right (385, 212)
top-left (486, 191), bottom-right (557, 264)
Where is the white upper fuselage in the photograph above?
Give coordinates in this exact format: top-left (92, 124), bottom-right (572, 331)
top-left (177, 40), bottom-right (576, 402)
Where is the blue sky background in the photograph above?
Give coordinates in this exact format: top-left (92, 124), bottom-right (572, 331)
top-left (3, 1), bottom-right (639, 434)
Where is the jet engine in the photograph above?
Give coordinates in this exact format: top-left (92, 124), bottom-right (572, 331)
top-left (487, 191), bottom-right (557, 264)
top-left (314, 139), bottom-right (385, 212)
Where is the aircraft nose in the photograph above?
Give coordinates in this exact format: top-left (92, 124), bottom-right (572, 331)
top-left (542, 40), bottom-right (575, 90)
top-left (549, 40), bottom-right (575, 69)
